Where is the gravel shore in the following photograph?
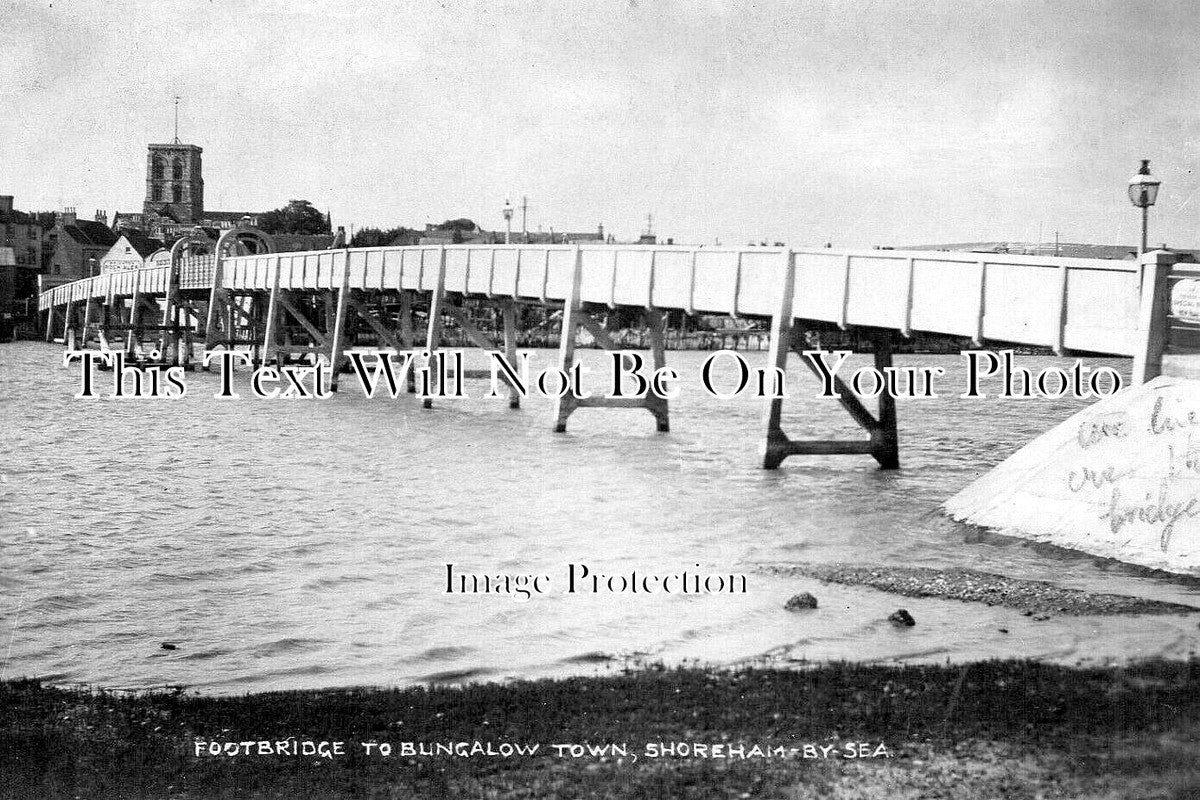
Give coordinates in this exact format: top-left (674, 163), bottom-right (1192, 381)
top-left (762, 564), bottom-right (1200, 616)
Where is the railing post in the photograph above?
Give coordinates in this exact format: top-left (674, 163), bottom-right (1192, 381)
top-left (1131, 250), bottom-right (1177, 384)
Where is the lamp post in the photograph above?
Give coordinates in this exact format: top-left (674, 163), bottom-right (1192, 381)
top-left (1127, 159), bottom-right (1161, 256)
top-left (502, 198), bottom-right (514, 244)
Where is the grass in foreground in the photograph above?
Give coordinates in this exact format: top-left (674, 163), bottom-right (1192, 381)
top-left (3, 659), bottom-right (1200, 799)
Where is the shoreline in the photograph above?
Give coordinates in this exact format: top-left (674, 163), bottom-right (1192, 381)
top-left (761, 563), bottom-right (1200, 616)
top-left (4, 658), bottom-right (1198, 799)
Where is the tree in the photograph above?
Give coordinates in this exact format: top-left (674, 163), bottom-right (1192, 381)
top-left (350, 226), bottom-right (420, 248)
top-left (258, 200), bottom-right (331, 235)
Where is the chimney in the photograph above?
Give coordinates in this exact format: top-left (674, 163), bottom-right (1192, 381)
top-left (95, 209), bottom-right (108, 226)
top-left (0, 196), bottom-right (13, 213)
top-left (60, 207), bottom-right (77, 226)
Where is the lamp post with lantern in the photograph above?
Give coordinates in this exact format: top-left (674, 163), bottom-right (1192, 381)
top-left (502, 198), bottom-right (514, 245)
top-left (1127, 159), bottom-right (1161, 256)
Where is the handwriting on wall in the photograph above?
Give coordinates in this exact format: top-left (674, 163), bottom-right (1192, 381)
top-left (1068, 394), bottom-right (1200, 551)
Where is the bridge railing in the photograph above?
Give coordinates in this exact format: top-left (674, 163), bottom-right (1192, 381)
top-left (179, 255), bottom-right (217, 289)
top-left (218, 244), bottom-right (1143, 354)
top-left (38, 243), bottom-right (1148, 356)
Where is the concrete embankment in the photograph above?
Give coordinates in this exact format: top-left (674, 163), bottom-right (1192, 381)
top-left (944, 376), bottom-right (1200, 575)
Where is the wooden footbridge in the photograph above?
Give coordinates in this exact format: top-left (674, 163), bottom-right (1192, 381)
top-left (38, 225), bottom-right (1200, 469)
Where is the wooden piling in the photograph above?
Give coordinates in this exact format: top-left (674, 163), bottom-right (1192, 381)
top-left (422, 247), bottom-right (448, 409)
top-left (326, 254), bottom-right (352, 392)
top-left (760, 249), bottom-right (797, 469)
top-left (503, 301), bottom-right (520, 409)
top-left (551, 247), bottom-right (584, 431)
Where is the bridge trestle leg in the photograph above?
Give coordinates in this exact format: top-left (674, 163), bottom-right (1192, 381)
top-left (552, 246), bottom-right (670, 433)
top-left (126, 288), bottom-right (141, 356)
top-left (273, 291), bottom-right (328, 367)
top-left (126, 294), bottom-right (160, 360)
top-left (97, 302), bottom-right (112, 353)
top-left (438, 300), bottom-right (524, 408)
top-left (203, 287), bottom-right (234, 358)
top-left (422, 248), bottom-right (448, 409)
top-left (760, 249), bottom-right (899, 470)
top-left (326, 277), bottom-right (352, 392)
top-left (157, 260), bottom-right (183, 367)
top-left (760, 331), bottom-right (900, 470)
top-left (262, 282), bottom-right (282, 366)
top-left (399, 290), bottom-right (416, 393)
top-left (80, 297), bottom-right (98, 350)
top-left (62, 300), bottom-right (75, 347)
top-left (502, 301), bottom-right (520, 409)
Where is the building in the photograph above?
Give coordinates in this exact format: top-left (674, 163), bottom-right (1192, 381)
top-left (0, 246), bottom-right (15, 341)
top-left (903, 241), bottom-right (1200, 261)
top-left (100, 230), bottom-right (165, 273)
top-left (48, 209), bottom-right (119, 278)
top-left (418, 220), bottom-right (492, 245)
top-left (0, 195), bottom-right (47, 270)
top-left (418, 221), bottom-right (608, 245)
top-left (144, 142), bottom-right (204, 223)
top-left (558, 224), bottom-right (606, 244)
top-left (117, 142), bottom-right (260, 240)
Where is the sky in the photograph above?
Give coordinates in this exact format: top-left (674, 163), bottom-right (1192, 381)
top-left (3, 0), bottom-right (1200, 248)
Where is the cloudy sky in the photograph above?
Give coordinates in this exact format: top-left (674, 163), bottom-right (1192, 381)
top-left (3, 0), bottom-right (1199, 247)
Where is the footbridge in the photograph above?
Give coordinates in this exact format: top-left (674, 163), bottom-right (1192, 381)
top-left (37, 225), bottom-right (1200, 469)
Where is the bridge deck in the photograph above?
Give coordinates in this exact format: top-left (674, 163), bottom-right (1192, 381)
top-left (40, 244), bottom-right (1142, 355)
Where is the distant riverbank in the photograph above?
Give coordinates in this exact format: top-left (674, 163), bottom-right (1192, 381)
top-left (4, 659), bottom-right (1198, 799)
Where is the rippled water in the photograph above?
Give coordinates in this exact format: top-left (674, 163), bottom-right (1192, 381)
top-left (2, 341), bottom-right (1198, 693)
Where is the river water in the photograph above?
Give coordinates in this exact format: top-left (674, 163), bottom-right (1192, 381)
top-left (2, 342), bottom-right (1198, 693)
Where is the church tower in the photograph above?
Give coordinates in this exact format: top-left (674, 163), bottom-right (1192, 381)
top-left (143, 142), bottom-right (204, 224)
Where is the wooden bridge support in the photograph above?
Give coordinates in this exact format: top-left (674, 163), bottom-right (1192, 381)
top-left (263, 288), bottom-right (333, 368)
top-left (552, 246), bottom-right (670, 433)
top-left (126, 293), bottom-right (163, 360)
top-left (421, 248), bottom-right (448, 408)
top-left (760, 250), bottom-right (899, 470)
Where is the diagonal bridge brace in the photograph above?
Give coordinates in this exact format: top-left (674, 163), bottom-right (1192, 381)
top-left (760, 337), bottom-right (899, 470)
top-left (551, 246), bottom-right (670, 433)
top-left (421, 246), bottom-right (522, 409)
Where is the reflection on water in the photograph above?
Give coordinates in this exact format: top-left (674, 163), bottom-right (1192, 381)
top-left (1, 342), bottom-right (1198, 693)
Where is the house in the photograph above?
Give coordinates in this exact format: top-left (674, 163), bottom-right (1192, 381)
top-left (0, 246), bottom-right (15, 340)
top-left (48, 209), bottom-right (119, 278)
top-left (100, 230), bottom-right (165, 273)
top-left (418, 220), bottom-right (492, 245)
top-left (0, 196), bottom-right (46, 270)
